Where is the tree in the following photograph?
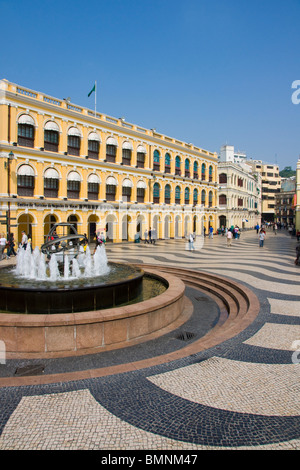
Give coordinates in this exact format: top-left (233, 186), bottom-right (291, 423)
top-left (279, 166), bottom-right (296, 178)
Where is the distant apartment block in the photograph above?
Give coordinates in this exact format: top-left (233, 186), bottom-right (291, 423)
top-left (245, 160), bottom-right (281, 222)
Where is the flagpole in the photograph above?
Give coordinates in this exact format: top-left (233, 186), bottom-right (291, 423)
top-left (95, 81), bottom-right (97, 117)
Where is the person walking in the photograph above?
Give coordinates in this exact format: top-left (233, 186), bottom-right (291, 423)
top-left (100, 232), bottom-right (106, 244)
top-left (0, 234), bottom-right (7, 260)
top-left (233, 225), bottom-right (239, 239)
top-left (259, 229), bottom-right (266, 247)
top-left (144, 229), bottom-right (149, 243)
top-left (226, 229), bottom-right (233, 247)
top-left (152, 228), bottom-right (157, 244)
top-left (7, 233), bottom-right (16, 258)
top-left (27, 234), bottom-right (33, 252)
top-left (21, 231), bottom-right (28, 250)
top-left (209, 226), bottom-right (213, 239)
top-left (188, 232), bottom-right (195, 251)
top-left (93, 231), bottom-right (101, 253)
top-left (295, 243), bottom-right (300, 266)
top-left (295, 244), bottom-right (300, 266)
top-left (148, 227), bottom-right (152, 244)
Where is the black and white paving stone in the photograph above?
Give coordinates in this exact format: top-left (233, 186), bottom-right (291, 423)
top-left (0, 229), bottom-right (300, 450)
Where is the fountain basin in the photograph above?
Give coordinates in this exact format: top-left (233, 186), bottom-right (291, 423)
top-left (0, 268), bottom-right (186, 359)
top-left (0, 263), bottom-right (144, 314)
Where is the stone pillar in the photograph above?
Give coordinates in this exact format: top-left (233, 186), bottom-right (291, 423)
top-left (81, 126), bottom-right (88, 157)
top-left (115, 136), bottom-right (122, 165)
top-left (59, 165), bottom-right (68, 199)
top-left (99, 132), bottom-right (106, 161)
top-left (35, 161), bottom-right (45, 198)
top-left (36, 113), bottom-right (44, 149)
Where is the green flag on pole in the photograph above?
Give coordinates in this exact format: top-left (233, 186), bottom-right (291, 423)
top-left (88, 83), bottom-right (96, 97)
top-left (88, 81), bottom-right (97, 116)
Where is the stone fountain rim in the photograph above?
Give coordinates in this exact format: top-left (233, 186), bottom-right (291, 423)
top-left (0, 268), bottom-right (184, 326)
top-left (0, 261), bottom-right (145, 292)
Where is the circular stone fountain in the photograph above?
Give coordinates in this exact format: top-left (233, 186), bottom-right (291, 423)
top-left (0, 223), bottom-right (186, 358)
top-left (0, 223), bottom-right (145, 314)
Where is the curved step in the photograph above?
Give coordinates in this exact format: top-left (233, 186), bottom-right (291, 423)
top-left (139, 264), bottom-right (248, 317)
top-left (135, 264), bottom-right (260, 350)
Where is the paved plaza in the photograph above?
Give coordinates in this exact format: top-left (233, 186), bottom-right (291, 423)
top-left (0, 228), bottom-right (300, 450)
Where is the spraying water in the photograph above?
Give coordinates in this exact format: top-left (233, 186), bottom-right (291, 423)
top-left (15, 244), bottom-right (110, 281)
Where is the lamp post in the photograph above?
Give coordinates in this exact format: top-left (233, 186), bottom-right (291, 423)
top-left (6, 151), bottom-right (14, 238)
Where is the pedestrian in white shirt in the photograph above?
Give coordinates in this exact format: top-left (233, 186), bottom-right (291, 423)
top-left (0, 234), bottom-right (7, 260)
top-left (259, 229), bottom-right (266, 247)
top-left (226, 229), bottom-right (233, 247)
top-left (21, 231), bottom-right (28, 250)
top-left (188, 233), bottom-right (195, 251)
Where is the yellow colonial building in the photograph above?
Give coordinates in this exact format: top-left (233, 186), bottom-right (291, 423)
top-left (0, 79), bottom-right (218, 247)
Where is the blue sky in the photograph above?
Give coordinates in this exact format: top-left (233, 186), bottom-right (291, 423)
top-left (1, 0), bottom-right (300, 169)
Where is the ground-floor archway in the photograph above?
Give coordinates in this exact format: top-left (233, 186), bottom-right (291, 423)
top-left (44, 214), bottom-right (58, 242)
top-left (175, 215), bottom-right (182, 238)
top-left (67, 214), bottom-right (78, 234)
top-left (122, 214), bottom-right (132, 241)
top-left (87, 214), bottom-right (99, 243)
top-left (18, 213), bottom-right (34, 245)
top-left (105, 214), bottom-right (116, 242)
top-left (136, 214), bottom-right (145, 241)
top-left (219, 215), bottom-right (227, 228)
top-left (164, 215), bottom-right (171, 239)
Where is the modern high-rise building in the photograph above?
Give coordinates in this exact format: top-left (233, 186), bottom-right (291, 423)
top-left (0, 79), bottom-right (218, 247)
top-left (245, 160), bottom-right (281, 222)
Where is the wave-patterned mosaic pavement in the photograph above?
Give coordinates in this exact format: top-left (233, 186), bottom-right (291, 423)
top-left (0, 229), bottom-right (300, 450)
